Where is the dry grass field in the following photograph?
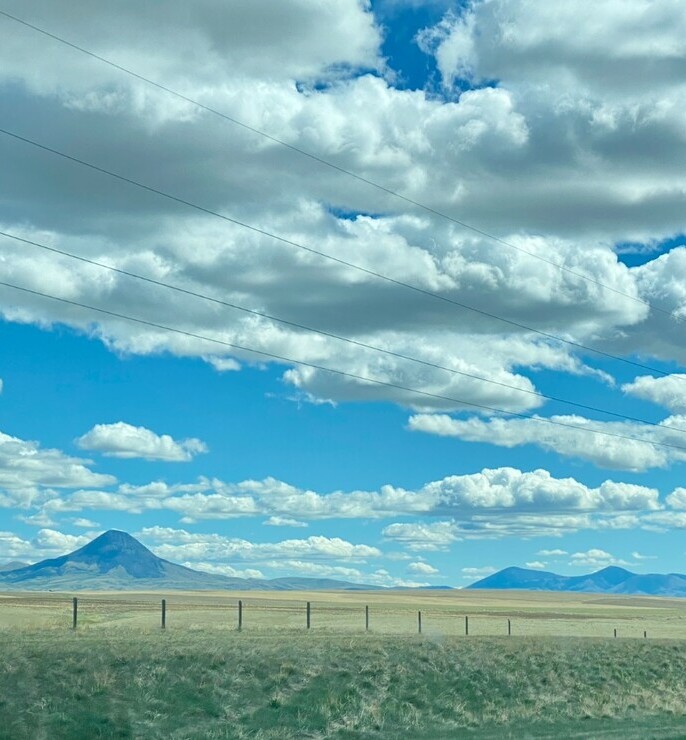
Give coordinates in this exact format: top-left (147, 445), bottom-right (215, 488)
top-left (3, 588), bottom-right (686, 639)
top-left (4, 590), bottom-right (686, 738)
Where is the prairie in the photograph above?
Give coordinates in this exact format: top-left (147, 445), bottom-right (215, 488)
top-left (3, 590), bottom-right (686, 738)
top-left (3, 588), bottom-right (686, 639)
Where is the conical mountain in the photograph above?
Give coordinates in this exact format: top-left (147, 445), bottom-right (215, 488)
top-left (27, 530), bottom-right (167, 579)
top-left (0, 530), bottom-right (378, 591)
top-left (0, 530), bottom-right (236, 590)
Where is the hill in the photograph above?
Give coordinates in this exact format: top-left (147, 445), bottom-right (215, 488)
top-left (0, 561), bottom-right (29, 573)
top-left (468, 565), bottom-right (686, 597)
top-left (0, 530), bottom-right (377, 591)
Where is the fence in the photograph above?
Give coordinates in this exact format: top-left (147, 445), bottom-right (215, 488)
top-left (0, 593), bottom-right (673, 639)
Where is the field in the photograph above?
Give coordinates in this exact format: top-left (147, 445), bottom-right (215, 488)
top-left (3, 589), bottom-right (686, 738)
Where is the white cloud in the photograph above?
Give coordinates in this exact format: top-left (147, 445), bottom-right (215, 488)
top-left (525, 561), bottom-right (547, 570)
top-left (76, 422), bottom-right (207, 462)
top-left (538, 549), bottom-right (567, 557)
top-left (409, 412), bottom-right (686, 472)
top-left (623, 374), bottom-right (686, 413)
top-left (1, 0), bottom-right (678, 423)
top-left (382, 521), bottom-right (459, 551)
top-left (407, 561), bottom-right (439, 575)
top-left (263, 516), bottom-right (308, 528)
top-left (72, 518), bottom-right (99, 528)
top-left (181, 561), bottom-right (265, 580)
top-left (461, 566), bottom-right (496, 578)
top-left (22, 464), bottom-right (665, 548)
top-left (667, 488), bottom-right (686, 509)
top-left (137, 526), bottom-right (381, 562)
top-left (568, 549), bottom-right (628, 568)
top-left (0, 528), bottom-right (91, 561)
top-left (632, 551), bottom-right (656, 561)
top-left (0, 429), bottom-right (115, 509)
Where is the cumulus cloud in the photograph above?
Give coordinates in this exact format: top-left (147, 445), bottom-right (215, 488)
top-left (538, 549), bottom-right (567, 557)
top-left (407, 561), bottom-right (439, 575)
top-left (72, 517), bottom-right (99, 528)
top-left (382, 521), bottom-right (459, 551)
top-left (461, 566), bottom-right (496, 579)
top-left (263, 516), bottom-right (308, 528)
top-left (632, 551), bottom-right (656, 561)
top-left (666, 488), bottom-right (686, 509)
top-left (0, 528), bottom-right (91, 561)
top-left (3, 0), bottom-right (683, 423)
top-left (525, 561), bottom-right (547, 570)
top-left (0, 429), bottom-right (115, 509)
top-left (568, 549), bottom-right (628, 568)
top-left (76, 422), bottom-right (207, 462)
top-left (623, 374), bottom-right (686, 414)
top-left (182, 561), bottom-right (265, 580)
top-left (408, 412), bottom-right (686, 471)
top-left (137, 526), bottom-right (381, 562)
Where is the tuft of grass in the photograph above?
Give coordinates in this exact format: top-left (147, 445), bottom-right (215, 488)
top-left (3, 631), bottom-right (686, 738)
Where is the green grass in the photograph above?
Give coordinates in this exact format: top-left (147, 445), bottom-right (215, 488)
top-left (3, 630), bottom-right (686, 738)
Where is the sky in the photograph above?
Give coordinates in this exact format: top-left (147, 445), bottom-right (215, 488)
top-left (2, 0), bottom-right (686, 586)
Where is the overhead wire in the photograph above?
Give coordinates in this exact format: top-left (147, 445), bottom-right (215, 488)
top-left (0, 7), bottom-right (672, 318)
top-left (1, 227), bottom-right (685, 435)
top-left (2, 277), bottom-right (686, 455)
top-left (0, 125), bottom-right (676, 385)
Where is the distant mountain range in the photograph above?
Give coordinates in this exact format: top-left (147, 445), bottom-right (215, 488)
top-left (5, 533), bottom-right (686, 596)
top-left (468, 566), bottom-right (686, 597)
top-left (0, 561), bottom-right (28, 573)
top-left (0, 530), bottom-right (378, 591)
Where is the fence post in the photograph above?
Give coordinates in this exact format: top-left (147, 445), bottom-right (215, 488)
top-left (644, 630), bottom-right (647, 639)
top-left (465, 615), bottom-right (469, 636)
top-left (418, 610), bottom-right (422, 634)
top-left (365, 605), bottom-right (369, 631)
top-left (238, 600), bottom-right (243, 631)
top-left (161, 599), bottom-right (166, 629)
top-left (306, 601), bottom-right (311, 630)
top-left (72, 597), bottom-right (78, 630)
top-left (614, 628), bottom-right (617, 638)
top-left (508, 619), bottom-right (511, 636)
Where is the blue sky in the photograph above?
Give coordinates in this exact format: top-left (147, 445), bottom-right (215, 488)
top-left (2, 0), bottom-right (686, 585)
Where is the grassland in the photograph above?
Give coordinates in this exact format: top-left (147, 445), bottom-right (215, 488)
top-left (3, 590), bottom-right (686, 738)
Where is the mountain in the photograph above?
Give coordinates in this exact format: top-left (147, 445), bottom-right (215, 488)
top-left (0, 530), bottom-right (377, 592)
top-left (0, 561), bottom-right (29, 573)
top-left (468, 565), bottom-right (686, 597)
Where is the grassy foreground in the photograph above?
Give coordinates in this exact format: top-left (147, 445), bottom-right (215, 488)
top-left (3, 630), bottom-right (686, 739)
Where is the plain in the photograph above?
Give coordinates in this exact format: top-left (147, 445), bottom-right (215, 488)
top-left (3, 589), bottom-right (686, 738)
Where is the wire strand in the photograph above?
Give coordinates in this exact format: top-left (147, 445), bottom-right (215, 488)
top-left (0, 7), bottom-right (671, 318)
top-left (1, 278), bottom-right (685, 455)
top-left (2, 227), bottom-right (683, 434)
top-left (0, 126), bottom-right (676, 383)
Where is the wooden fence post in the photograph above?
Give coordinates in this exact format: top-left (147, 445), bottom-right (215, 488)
top-left (306, 601), bottom-right (311, 630)
top-left (614, 628), bottom-right (617, 638)
top-left (72, 597), bottom-right (78, 630)
top-left (644, 630), bottom-right (647, 639)
top-left (508, 619), bottom-right (511, 636)
top-left (161, 599), bottom-right (166, 629)
top-left (238, 600), bottom-right (243, 631)
top-left (465, 615), bottom-right (469, 636)
top-left (365, 605), bottom-right (369, 631)
top-left (418, 610), bottom-right (422, 634)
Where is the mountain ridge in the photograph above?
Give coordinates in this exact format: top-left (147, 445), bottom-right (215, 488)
top-left (468, 565), bottom-right (686, 597)
top-left (0, 530), bottom-right (379, 591)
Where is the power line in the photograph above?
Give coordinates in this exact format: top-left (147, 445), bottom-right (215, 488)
top-left (0, 125), bottom-right (676, 383)
top-left (0, 7), bottom-right (670, 318)
top-left (1, 278), bottom-right (685, 455)
top-left (2, 227), bottom-right (684, 435)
